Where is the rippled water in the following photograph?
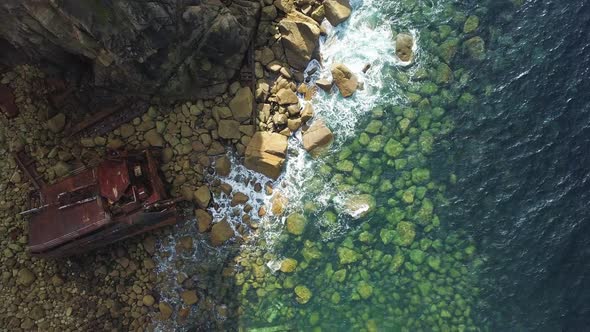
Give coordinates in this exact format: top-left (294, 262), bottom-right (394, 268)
top-left (446, 0), bottom-right (590, 330)
top-left (153, 0), bottom-right (590, 330)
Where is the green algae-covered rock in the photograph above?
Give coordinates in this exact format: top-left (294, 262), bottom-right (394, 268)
top-left (427, 255), bottom-right (441, 271)
top-left (419, 132), bottom-right (434, 154)
top-left (302, 241), bottom-right (322, 261)
top-left (394, 221), bottom-right (416, 247)
top-left (338, 247), bottom-right (361, 264)
top-left (365, 120), bottom-right (383, 134)
top-left (417, 115), bottom-right (431, 130)
top-left (439, 38), bottom-right (459, 63)
top-left (359, 132), bottom-right (370, 145)
top-left (418, 280), bottom-right (433, 296)
top-left (358, 154), bottom-right (371, 169)
top-left (410, 249), bottom-right (425, 264)
top-left (412, 168), bottom-right (431, 184)
top-left (344, 194), bottom-right (376, 218)
top-left (416, 198), bottom-right (434, 224)
top-left (384, 139), bottom-right (404, 157)
top-left (395, 159), bottom-right (408, 170)
top-left (463, 15), bottom-right (479, 34)
top-left (359, 231), bottom-right (372, 243)
top-left (464, 36), bottom-right (486, 60)
top-left (333, 269), bottom-right (347, 282)
top-left (390, 252), bottom-right (405, 272)
top-left (286, 213), bottom-right (307, 235)
top-left (336, 160), bottom-right (354, 172)
top-left (380, 228), bottom-right (395, 245)
top-left (294, 285), bottom-right (313, 304)
top-left (357, 281), bottom-right (374, 299)
top-left (280, 258), bottom-right (298, 273)
top-left (331, 292), bottom-right (341, 304)
top-left (458, 92), bottom-right (476, 109)
top-left (368, 135), bottom-right (386, 152)
top-left (379, 179), bottom-right (393, 192)
top-left (420, 82), bottom-right (439, 96)
top-left (399, 118), bottom-right (411, 133)
top-left (402, 189), bottom-right (415, 204)
top-left (435, 63), bottom-right (453, 85)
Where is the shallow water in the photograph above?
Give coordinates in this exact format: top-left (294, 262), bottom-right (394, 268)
top-left (154, 0), bottom-right (590, 330)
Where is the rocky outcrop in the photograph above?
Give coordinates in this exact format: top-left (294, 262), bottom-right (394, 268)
top-left (396, 33), bottom-right (414, 63)
top-left (331, 64), bottom-right (358, 97)
top-left (323, 0), bottom-right (352, 27)
top-left (0, 0), bottom-right (261, 99)
top-left (278, 12), bottom-right (321, 70)
top-left (244, 132), bottom-right (288, 179)
top-left (302, 119), bottom-right (333, 154)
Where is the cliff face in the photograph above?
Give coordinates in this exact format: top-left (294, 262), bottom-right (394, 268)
top-left (0, 0), bottom-right (260, 99)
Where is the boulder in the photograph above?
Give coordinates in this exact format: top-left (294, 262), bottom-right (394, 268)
top-left (215, 155), bottom-right (231, 176)
top-left (231, 192), bottom-right (249, 206)
top-left (180, 290), bottom-right (198, 305)
top-left (229, 87), bottom-right (254, 122)
top-left (195, 209), bottom-right (213, 233)
top-left (330, 64), bottom-right (358, 97)
top-left (277, 88), bottom-right (299, 105)
top-left (244, 132), bottom-right (288, 179)
top-left (47, 113), bottom-right (66, 133)
top-left (316, 79), bottom-right (333, 92)
top-left (396, 33), bottom-right (414, 63)
top-left (159, 302), bottom-right (173, 320)
top-left (194, 186), bottom-right (211, 208)
top-left (323, 0), bottom-right (352, 27)
top-left (343, 194), bottom-right (375, 219)
top-left (286, 213), bottom-right (307, 235)
top-left (144, 129), bottom-right (164, 147)
top-left (16, 268), bottom-right (35, 286)
top-left (278, 12), bottom-right (321, 70)
top-left (302, 119), bottom-right (334, 154)
top-left (218, 119), bottom-right (241, 139)
top-left (210, 219), bottom-right (234, 246)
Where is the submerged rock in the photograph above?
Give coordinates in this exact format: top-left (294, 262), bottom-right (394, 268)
top-left (286, 213), bottom-right (307, 235)
top-left (394, 221), bottom-right (416, 247)
top-left (343, 194), bottom-right (376, 219)
top-left (331, 63), bottom-right (358, 97)
top-left (464, 36), bottom-right (486, 60)
top-left (323, 0), bottom-right (352, 27)
top-left (244, 132), bottom-right (288, 179)
top-left (294, 285), bottom-right (313, 304)
top-left (463, 15), bottom-right (480, 34)
top-left (356, 281), bottom-right (374, 299)
top-left (395, 33), bottom-right (414, 63)
top-left (280, 258), bottom-right (298, 273)
top-left (338, 246), bottom-right (361, 264)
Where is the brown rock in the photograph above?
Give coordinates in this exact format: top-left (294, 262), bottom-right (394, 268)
top-left (210, 220), bottom-right (234, 246)
top-left (215, 155), bottom-right (231, 176)
top-left (195, 209), bottom-right (213, 233)
top-left (120, 124), bottom-right (135, 138)
top-left (229, 87), bottom-right (254, 122)
top-left (194, 186), bottom-right (211, 208)
top-left (274, 0), bottom-right (294, 13)
top-left (396, 33), bottom-right (414, 63)
top-left (316, 79), bottom-right (333, 92)
top-left (143, 295), bottom-right (155, 306)
top-left (159, 302), bottom-right (173, 320)
top-left (231, 192), bottom-right (249, 206)
top-left (47, 113), bottom-right (66, 134)
top-left (324, 0), bottom-right (352, 27)
top-left (144, 129), bottom-right (164, 147)
top-left (244, 132), bottom-right (288, 179)
top-left (277, 88), bottom-right (299, 105)
top-left (331, 64), bottom-right (358, 97)
top-left (303, 119), bottom-right (334, 154)
top-left (142, 235), bottom-right (156, 255)
top-left (180, 290), bottom-right (199, 305)
top-left (179, 236), bottom-right (193, 250)
top-left (278, 12), bottom-right (321, 69)
top-left (301, 103), bottom-right (314, 123)
top-left (17, 268), bottom-right (35, 286)
top-left (218, 119), bottom-right (241, 139)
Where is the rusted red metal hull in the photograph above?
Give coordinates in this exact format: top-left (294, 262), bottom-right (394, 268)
top-left (25, 149), bottom-right (180, 258)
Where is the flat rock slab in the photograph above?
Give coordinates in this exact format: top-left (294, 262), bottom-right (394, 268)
top-left (303, 119), bottom-right (334, 155)
top-left (245, 132), bottom-right (288, 179)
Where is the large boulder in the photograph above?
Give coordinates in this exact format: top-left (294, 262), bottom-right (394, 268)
top-left (278, 12), bottom-right (321, 70)
top-left (331, 64), bottom-right (358, 97)
top-left (244, 132), bottom-right (288, 179)
top-left (303, 119), bottom-right (334, 154)
top-left (218, 120), bottom-right (241, 139)
top-left (323, 0), bottom-right (352, 27)
top-left (229, 87), bottom-right (254, 122)
top-left (0, 1), bottom-right (261, 99)
top-left (396, 33), bottom-right (414, 63)
top-left (210, 219), bottom-right (234, 246)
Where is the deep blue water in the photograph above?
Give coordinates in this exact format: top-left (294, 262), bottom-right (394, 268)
top-left (446, 0), bottom-right (590, 330)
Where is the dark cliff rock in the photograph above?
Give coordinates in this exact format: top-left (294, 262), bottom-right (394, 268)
top-left (0, 0), bottom-right (260, 99)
